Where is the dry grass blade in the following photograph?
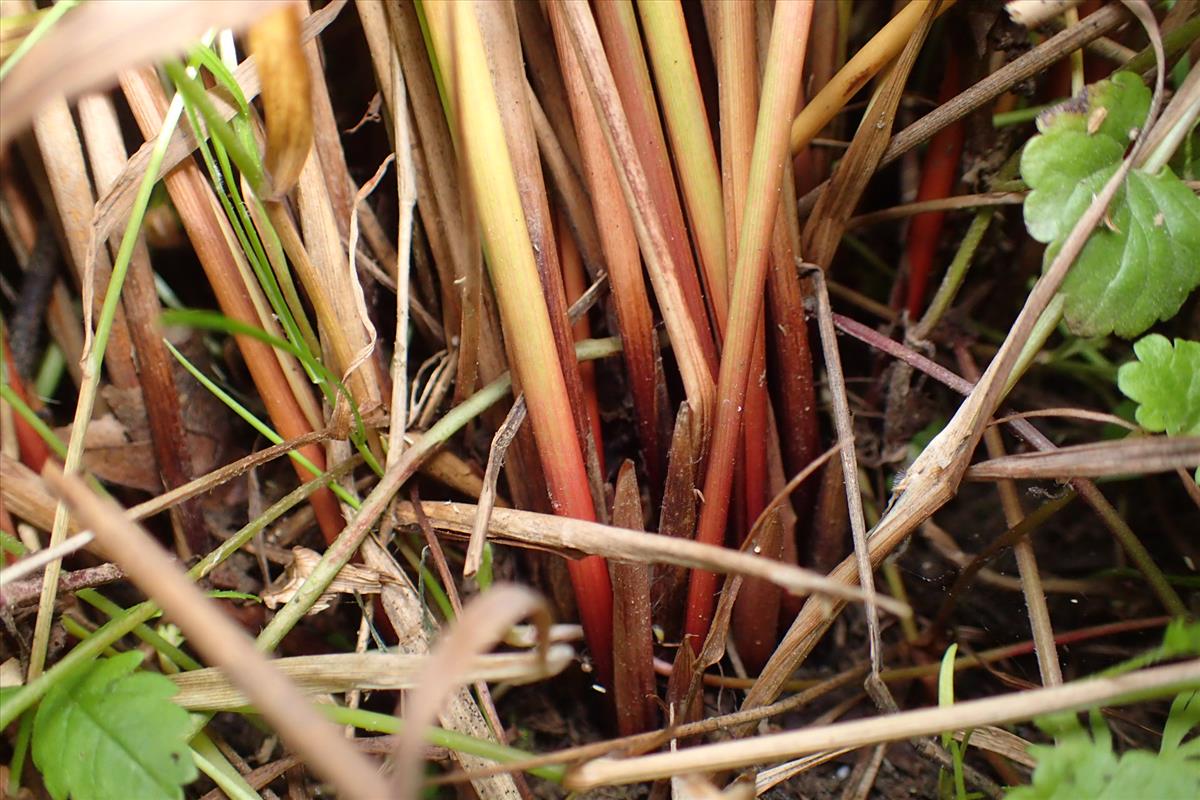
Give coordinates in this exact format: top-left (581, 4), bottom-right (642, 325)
top-left (958, 349), bottom-right (1061, 687)
top-left (39, 463), bottom-right (391, 800)
top-left (358, 530), bottom-right (521, 800)
top-left (566, 659), bottom-right (1200, 788)
top-left (390, 500), bottom-right (908, 616)
top-left (966, 436), bottom-right (1200, 480)
top-left (0, 0), bottom-right (289, 146)
top-left (0, 531), bottom-right (95, 587)
top-left (24, 84), bottom-right (143, 680)
top-left (77, 90), bottom-right (207, 556)
top-left (393, 584), bottom-right (551, 797)
top-left (171, 646), bottom-right (574, 711)
top-left (466, 397), bottom-right (525, 577)
top-left (247, 2), bottom-right (312, 199)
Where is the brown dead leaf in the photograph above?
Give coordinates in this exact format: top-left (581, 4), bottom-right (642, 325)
top-left (611, 460), bottom-right (658, 736)
top-left (261, 546), bottom-right (399, 614)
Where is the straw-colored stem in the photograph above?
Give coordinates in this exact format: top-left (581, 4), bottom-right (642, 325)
top-left (715, 0), bottom-right (775, 670)
top-left (24, 90), bottom-right (183, 682)
top-left (76, 92), bottom-right (208, 556)
top-left (423, 0), bottom-right (613, 685)
top-left (957, 348), bottom-right (1062, 687)
top-left (589, 0), bottom-right (719, 370)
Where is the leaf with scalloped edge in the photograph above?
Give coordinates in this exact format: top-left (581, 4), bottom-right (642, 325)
top-left (1117, 335), bottom-right (1200, 437)
top-left (33, 652), bottom-right (197, 800)
top-left (1021, 71), bottom-right (1200, 338)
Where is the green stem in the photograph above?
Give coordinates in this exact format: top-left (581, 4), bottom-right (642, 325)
top-left (77, 590), bottom-right (202, 671)
top-left (317, 705), bottom-right (566, 783)
top-left (190, 731), bottom-right (264, 800)
top-left (1073, 480), bottom-right (1188, 618)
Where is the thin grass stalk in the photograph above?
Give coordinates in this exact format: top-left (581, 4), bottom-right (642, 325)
top-left (559, 211), bottom-right (604, 474)
top-left (120, 67), bottom-right (345, 544)
top-left (550, 0), bottom-right (717, 447)
top-left (566, 659), bottom-right (1200, 788)
top-left (162, 55), bottom-right (330, 436)
top-left (376, 0), bottom-right (477, 402)
top-left (552, 6), bottom-right (664, 490)
top-left (957, 348), bottom-right (1062, 687)
top-left (248, 10), bottom-right (385, 428)
top-left (683, 0), bottom-right (813, 650)
top-left (590, 1), bottom-right (720, 361)
top-left (637, 0), bottom-right (728, 333)
top-left (422, 0), bottom-right (613, 685)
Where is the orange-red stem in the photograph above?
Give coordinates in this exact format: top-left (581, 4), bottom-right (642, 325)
top-left (905, 52), bottom-right (963, 319)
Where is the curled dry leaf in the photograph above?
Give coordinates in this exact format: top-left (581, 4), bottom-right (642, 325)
top-left (246, 2), bottom-right (313, 198)
top-left (261, 546), bottom-right (400, 614)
